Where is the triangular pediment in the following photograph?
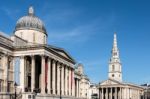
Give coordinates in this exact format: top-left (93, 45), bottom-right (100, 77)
top-left (47, 45), bottom-right (76, 63)
top-left (57, 51), bottom-right (70, 59)
top-left (100, 79), bottom-right (123, 86)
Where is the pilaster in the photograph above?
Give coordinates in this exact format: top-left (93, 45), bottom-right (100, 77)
top-left (3, 55), bottom-right (8, 92)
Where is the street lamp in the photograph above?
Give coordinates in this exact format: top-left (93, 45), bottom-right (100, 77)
top-left (14, 82), bottom-right (17, 99)
top-left (59, 65), bottom-right (62, 99)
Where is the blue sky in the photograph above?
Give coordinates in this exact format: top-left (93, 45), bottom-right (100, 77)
top-left (0, 0), bottom-right (150, 84)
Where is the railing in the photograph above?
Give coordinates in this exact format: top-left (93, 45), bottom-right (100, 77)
top-left (0, 91), bottom-right (22, 99)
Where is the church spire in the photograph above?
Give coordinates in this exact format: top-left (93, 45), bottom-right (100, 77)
top-left (28, 6), bottom-right (34, 16)
top-left (108, 32), bottom-right (122, 82)
top-left (111, 32), bottom-right (120, 60)
top-left (113, 32), bottom-right (117, 50)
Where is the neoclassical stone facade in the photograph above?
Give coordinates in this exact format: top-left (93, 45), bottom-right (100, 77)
top-left (98, 33), bottom-right (144, 99)
top-left (74, 63), bottom-right (90, 99)
top-left (0, 7), bottom-right (86, 99)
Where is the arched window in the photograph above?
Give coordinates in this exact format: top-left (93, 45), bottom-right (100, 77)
top-left (112, 65), bottom-right (115, 71)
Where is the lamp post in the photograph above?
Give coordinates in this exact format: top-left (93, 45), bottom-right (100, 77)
top-left (14, 82), bottom-right (17, 99)
top-left (59, 65), bottom-right (62, 99)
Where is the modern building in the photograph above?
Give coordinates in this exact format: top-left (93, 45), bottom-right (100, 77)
top-left (0, 6), bottom-right (88, 99)
top-left (98, 33), bottom-right (144, 99)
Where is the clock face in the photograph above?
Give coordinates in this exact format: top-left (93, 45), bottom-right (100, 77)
top-left (112, 74), bottom-right (114, 77)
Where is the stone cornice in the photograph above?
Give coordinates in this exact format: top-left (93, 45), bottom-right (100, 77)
top-left (13, 44), bottom-right (76, 65)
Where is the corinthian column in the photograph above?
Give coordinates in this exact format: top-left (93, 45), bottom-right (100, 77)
top-left (65, 66), bottom-right (68, 95)
top-left (68, 67), bottom-right (71, 96)
top-left (20, 56), bottom-right (25, 92)
top-left (61, 64), bottom-right (64, 95)
top-left (71, 69), bottom-right (75, 96)
top-left (41, 55), bottom-right (45, 94)
top-left (52, 60), bottom-right (56, 94)
top-left (31, 55), bottom-right (35, 92)
top-left (57, 62), bottom-right (60, 95)
top-left (47, 58), bottom-right (51, 94)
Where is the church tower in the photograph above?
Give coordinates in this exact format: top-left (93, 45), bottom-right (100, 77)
top-left (108, 33), bottom-right (122, 82)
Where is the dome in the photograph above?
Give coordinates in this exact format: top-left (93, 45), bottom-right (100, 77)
top-left (15, 7), bottom-right (47, 35)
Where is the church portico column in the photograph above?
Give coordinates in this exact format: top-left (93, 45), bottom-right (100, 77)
top-left (119, 87), bottom-right (122, 99)
top-left (102, 88), bottom-right (104, 99)
top-left (110, 88), bottom-right (112, 99)
top-left (106, 88), bottom-right (108, 99)
top-left (115, 87), bottom-right (117, 99)
top-left (41, 55), bottom-right (45, 94)
top-left (31, 55), bottom-right (35, 92)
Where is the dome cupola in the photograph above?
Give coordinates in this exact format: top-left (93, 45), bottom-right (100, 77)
top-left (14, 7), bottom-right (47, 44)
top-left (15, 6), bottom-right (47, 34)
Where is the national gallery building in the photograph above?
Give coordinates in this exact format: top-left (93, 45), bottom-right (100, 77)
top-left (0, 7), bottom-right (89, 99)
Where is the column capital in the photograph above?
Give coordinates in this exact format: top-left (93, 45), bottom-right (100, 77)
top-left (52, 59), bottom-right (57, 63)
top-left (40, 54), bottom-right (46, 58)
top-left (31, 55), bottom-right (35, 57)
top-left (20, 55), bottom-right (25, 59)
top-left (47, 57), bottom-right (52, 61)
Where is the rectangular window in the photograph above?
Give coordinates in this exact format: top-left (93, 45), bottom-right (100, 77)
top-left (7, 82), bottom-right (11, 92)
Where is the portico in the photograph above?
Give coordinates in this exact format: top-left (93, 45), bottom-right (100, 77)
top-left (99, 87), bottom-right (122, 99)
top-left (14, 45), bottom-right (75, 97)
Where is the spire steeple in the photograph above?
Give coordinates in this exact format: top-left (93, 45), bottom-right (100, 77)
top-left (113, 32), bottom-right (118, 50)
top-left (111, 32), bottom-right (120, 60)
top-left (108, 32), bottom-right (122, 82)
